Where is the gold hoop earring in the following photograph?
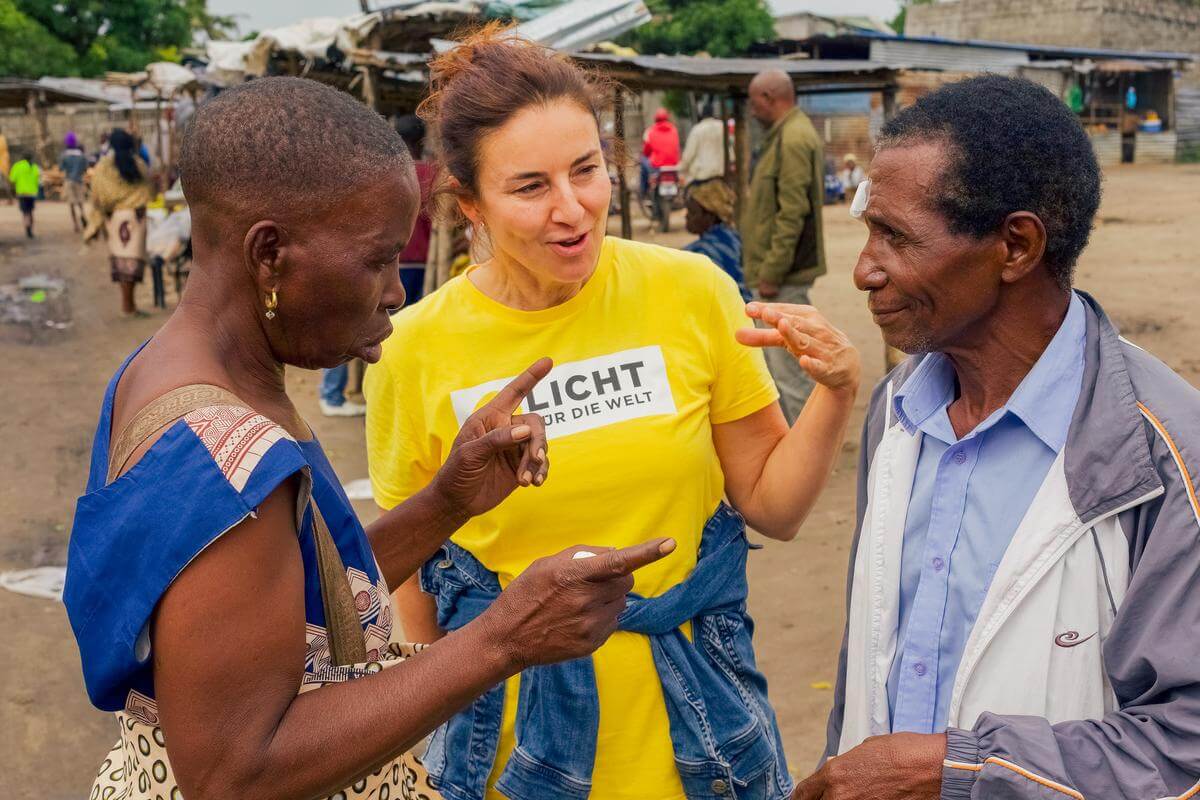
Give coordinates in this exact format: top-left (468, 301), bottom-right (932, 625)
top-left (264, 290), bottom-right (278, 320)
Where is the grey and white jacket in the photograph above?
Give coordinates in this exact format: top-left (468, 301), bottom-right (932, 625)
top-left (823, 293), bottom-right (1200, 799)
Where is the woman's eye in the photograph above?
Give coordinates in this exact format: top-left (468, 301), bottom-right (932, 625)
top-left (577, 164), bottom-right (599, 176)
top-left (516, 183), bottom-right (542, 195)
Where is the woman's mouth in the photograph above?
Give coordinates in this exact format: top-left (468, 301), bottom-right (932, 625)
top-left (548, 231), bottom-right (589, 257)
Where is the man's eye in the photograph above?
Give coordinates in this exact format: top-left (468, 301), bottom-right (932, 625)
top-left (516, 183), bottom-right (542, 194)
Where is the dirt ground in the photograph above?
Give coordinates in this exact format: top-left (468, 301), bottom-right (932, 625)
top-left (4, 163), bottom-right (1199, 798)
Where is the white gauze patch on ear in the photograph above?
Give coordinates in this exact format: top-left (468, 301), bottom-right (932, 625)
top-left (849, 179), bottom-right (871, 219)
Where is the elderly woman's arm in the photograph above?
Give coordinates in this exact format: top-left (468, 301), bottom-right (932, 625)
top-left (154, 478), bottom-right (672, 800)
top-left (714, 302), bottom-right (860, 541)
top-left (365, 359), bottom-right (551, 591)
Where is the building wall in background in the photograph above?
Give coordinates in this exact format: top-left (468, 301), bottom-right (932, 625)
top-left (906, 0), bottom-right (1199, 57)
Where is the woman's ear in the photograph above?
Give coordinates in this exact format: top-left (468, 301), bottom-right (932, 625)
top-left (448, 175), bottom-right (483, 227)
top-left (244, 220), bottom-right (285, 294)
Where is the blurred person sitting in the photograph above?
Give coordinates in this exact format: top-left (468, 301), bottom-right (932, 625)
top-left (839, 152), bottom-right (866, 202)
top-left (683, 179), bottom-right (749, 301)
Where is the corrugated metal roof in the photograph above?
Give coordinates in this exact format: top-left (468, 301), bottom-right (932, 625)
top-left (576, 53), bottom-right (888, 77)
top-left (868, 38), bottom-right (1028, 73)
top-left (573, 53), bottom-right (896, 93)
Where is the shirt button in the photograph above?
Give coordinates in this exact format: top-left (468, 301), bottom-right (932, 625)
top-left (932, 557), bottom-right (945, 572)
top-left (914, 661), bottom-right (927, 676)
top-left (711, 779), bottom-right (729, 795)
top-left (436, 559), bottom-right (453, 570)
top-left (953, 450), bottom-right (967, 465)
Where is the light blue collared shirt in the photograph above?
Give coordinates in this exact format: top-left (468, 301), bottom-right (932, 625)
top-left (886, 292), bottom-right (1087, 733)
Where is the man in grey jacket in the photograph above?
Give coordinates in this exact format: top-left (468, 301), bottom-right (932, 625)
top-left (793, 75), bottom-right (1200, 799)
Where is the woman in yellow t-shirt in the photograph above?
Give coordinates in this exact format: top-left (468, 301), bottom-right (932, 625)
top-left (365, 27), bottom-right (860, 800)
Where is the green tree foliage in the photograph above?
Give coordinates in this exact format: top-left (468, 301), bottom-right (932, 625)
top-left (619, 0), bottom-right (776, 58)
top-left (1, 0), bottom-right (234, 78)
top-left (890, 0), bottom-right (935, 36)
top-left (0, 0), bottom-right (80, 77)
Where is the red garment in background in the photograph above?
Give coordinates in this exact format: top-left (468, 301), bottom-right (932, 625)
top-left (642, 120), bottom-right (681, 168)
top-left (399, 160), bottom-right (434, 263)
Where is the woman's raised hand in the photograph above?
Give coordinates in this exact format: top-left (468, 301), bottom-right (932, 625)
top-left (480, 538), bottom-right (677, 670)
top-left (431, 357), bottom-right (553, 518)
top-left (737, 302), bottom-right (861, 396)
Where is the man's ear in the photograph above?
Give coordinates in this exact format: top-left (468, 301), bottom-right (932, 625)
top-left (999, 211), bottom-right (1048, 284)
top-left (244, 220), bottom-right (285, 295)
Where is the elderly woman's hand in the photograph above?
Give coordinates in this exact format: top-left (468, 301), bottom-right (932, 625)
top-left (432, 357), bottom-right (553, 519)
top-left (737, 302), bottom-right (861, 396)
top-left (479, 538), bottom-right (677, 670)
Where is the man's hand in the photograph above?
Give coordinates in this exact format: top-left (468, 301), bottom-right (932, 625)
top-left (737, 302), bottom-right (860, 396)
top-left (431, 358), bottom-right (552, 519)
top-left (792, 733), bottom-right (945, 800)
top-left (757, 279), bottom-right (781, 299)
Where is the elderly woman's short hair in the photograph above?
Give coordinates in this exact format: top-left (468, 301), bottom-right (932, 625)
top-left (180, 77), bottom-right (410, 217)
top-left (878, 74), bottom-right (1101, 290)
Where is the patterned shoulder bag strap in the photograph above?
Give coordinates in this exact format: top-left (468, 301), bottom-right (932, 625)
top-left (107, 383), bottom-right (368, 665)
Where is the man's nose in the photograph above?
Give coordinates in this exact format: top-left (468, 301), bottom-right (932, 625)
top-left (852, 251), bottom-right (887, 292)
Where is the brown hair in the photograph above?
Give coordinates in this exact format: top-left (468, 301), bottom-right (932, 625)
top-left (418, 23), bottom-right (616, 205)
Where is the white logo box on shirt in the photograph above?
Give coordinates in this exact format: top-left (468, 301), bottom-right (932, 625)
top-left (450, 345), bottom-right (678, 440)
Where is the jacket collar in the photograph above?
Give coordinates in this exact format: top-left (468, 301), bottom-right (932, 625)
top-left (1062, 291), bottom-right (1162, 524)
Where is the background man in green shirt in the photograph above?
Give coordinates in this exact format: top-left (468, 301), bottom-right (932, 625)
top-left (741, 69), bottom-right (827, 423)
top-left (9, 150), bottom-right (41, 238)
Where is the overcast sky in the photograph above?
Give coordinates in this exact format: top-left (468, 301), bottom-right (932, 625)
top-left (209, 0), bottom-right (904, 38)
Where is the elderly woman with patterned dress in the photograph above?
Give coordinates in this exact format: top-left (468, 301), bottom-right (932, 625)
top-left (64, 77), bottom-right (672, 800)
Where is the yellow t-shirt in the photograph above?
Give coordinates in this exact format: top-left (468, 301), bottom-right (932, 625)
top-left (365, 236), bottom-right (778, 800)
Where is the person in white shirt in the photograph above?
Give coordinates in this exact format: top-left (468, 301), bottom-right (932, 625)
top-left (680, 103), bottom-right (727, 185)
top-left (838, 153), bottom-right (866, 203)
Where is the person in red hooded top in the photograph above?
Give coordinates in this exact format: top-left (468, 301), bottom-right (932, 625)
top-left (640, 107), bottom-right (680, 196)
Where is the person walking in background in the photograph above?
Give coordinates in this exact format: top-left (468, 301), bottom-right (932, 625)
top-left (639, 106), bottom-right (680, 196)
top-left (683, 179), bottom-right (749, 301)
top-left (680, 101), bottom-right (725, 185)
top-left (9, 149), bottom-right (40, 238)
top-left (59, 132), bottom-right (88, 232)
top-left (742, 68), bottom-right (826, 423)
top-left (86, 129), bottom-right (154, 317)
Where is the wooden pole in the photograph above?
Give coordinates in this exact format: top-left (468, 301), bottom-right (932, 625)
top-left (722, 95), bottom-right (731, 180)
top-left (613, 86), bottom-right (632, 241)
top-left (155, 96), bottom-right (165, 180)
top-left (733, 94), bottom-right (751, 224)
top-left (29, 91), bottom-right (51, 167)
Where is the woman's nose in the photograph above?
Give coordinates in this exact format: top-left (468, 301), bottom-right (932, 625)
top-left (549, 183), bottom-right (585, 226)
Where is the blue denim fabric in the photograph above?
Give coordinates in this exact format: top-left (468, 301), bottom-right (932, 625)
top-left (319, 364), bottom-right (349, 406)
top-left (420, 504), bottom-right (792, 800)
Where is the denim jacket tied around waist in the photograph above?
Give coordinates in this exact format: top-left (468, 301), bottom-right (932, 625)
top-left (418, 503), bottom-right (793, 800)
